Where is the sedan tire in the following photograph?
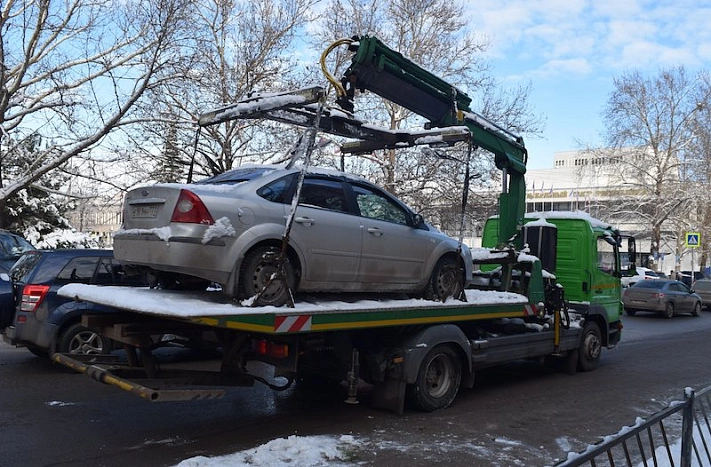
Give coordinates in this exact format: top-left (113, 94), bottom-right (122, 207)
top-left (663, 302), bottom-right (675, 319)
top-left (240, 246), bottom-right (295, 307)
top-left (426, 256), bottom-right (464, 302)
top-left (692, 302), bottom-right (701, 317)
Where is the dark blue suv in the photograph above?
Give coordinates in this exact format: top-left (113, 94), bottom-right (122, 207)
top-left (2, 249), bottom-right (147, 358)
top-left (0, 231), bottom-right (36, 328)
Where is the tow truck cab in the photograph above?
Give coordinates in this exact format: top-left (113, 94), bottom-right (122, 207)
top-left (482, 212), bottom-right (631, 348)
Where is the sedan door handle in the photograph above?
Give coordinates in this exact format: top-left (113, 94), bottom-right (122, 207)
top-left (294, 217), bottom-right (314, 226)
top-left (366, 227), bottom-right (382, 237)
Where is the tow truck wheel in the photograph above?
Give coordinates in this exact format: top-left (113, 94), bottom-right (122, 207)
top-left (577, 321), bottom-right (602, 372)
top-left (408, 344), bottom-right (461, 412)
top-left (57, 323), bottom-right (112, 356)
top-left (426, 256), bottom-right (464, 301)
top-left (241, 246), bottom-right (295, 307)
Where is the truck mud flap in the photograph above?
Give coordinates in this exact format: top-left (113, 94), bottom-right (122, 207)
top-left (53, 353), bottom-right (233, 402)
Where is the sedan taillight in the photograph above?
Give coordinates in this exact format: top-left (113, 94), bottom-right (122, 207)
top-left (652, 292), bottom-right (665, 299)
top-left (171, 189), bottom-right (214, 225)
top-left (20, 284), bottom-right (50, 312)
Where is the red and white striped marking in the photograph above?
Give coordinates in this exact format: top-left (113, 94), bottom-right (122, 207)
top-left (274, 315), bottom-right (312, 333)
top-left (523, 304), bottom-right (536, 316)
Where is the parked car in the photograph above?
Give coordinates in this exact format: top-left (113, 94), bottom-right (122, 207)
top-left (621, 266), bottom-right (660, 287)
top-left (692, 279), bottom-right (711, 310)
top-left (113, 165), bottom-right (473, 306)
top-left (0, 230), bottom-right (35, 330)
top-left (2, 249), bottom-right (147, 358)
top-left (678, 270), bottom-right (706, 287)
top-left (622, 279), bottom-right (702, 318)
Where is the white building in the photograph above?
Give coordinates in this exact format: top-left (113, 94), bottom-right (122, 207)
top-left (523, 149), bottom-right (699, 276)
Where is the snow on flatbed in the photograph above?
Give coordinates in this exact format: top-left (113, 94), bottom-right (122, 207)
top-left (58, 284), bottom-right (529, 319)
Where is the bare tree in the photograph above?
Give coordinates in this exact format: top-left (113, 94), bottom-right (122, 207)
top-left (0, 0), bottom-right (192, 228)
top-left (309, 0), bottom-right (543, 231)
top-left (686, 75), bottom-right (711, 273)
top-left (598, 67), bottom-right (711, 271)
top-left (131, 0), bottom-right (318, 183)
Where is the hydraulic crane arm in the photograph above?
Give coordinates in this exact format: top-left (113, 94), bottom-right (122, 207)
top-left (334, 35), bottom-right (528, 245)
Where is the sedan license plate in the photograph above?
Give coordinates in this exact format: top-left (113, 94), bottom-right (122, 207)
top-left (132, 205), bottom-right (159, 218)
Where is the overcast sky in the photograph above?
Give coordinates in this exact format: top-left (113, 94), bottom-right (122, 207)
top-left (467, 0), bottom-right (711, 169)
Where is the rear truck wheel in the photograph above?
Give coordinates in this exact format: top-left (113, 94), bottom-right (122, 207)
top-left (663, 302), bottom-right (675, 319)
top-left (240, 246), bottom-right (295, 307)
top-left (407, 344), bottom-right (462, 412)
top-left (692, 302), bottom-right (701, 317)
top-left (426, 256), bottom-right (464, 302)
top-left (57, 323), bottom-right (112, 356)
top-left (577, 321), bottom-right (602, 372)
top-left (625, 308), bottom-right (637, 316)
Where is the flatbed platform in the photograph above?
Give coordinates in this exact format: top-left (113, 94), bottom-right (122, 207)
top-left (58, 284), bottom-right (535, 335)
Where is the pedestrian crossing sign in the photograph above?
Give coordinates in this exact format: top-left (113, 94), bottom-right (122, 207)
top-left (686, 232), bottom-right (701, 248)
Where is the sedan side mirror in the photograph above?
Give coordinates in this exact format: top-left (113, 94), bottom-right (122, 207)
top-left (412, 213), bottom-right (425, 228)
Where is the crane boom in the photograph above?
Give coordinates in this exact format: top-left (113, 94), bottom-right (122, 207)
top-left (338, 35), bottom-right (527, 245)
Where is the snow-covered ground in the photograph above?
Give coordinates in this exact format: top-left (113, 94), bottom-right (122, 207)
top-left (172, 430), bottom-right (696, 467)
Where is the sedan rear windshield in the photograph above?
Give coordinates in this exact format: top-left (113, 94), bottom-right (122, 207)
top-left (196, 167), bottom-right (276, 185)
top-left (693, 281), bottom-right (711, 290)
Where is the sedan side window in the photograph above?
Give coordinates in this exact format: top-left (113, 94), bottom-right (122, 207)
top-left (257, 174), bottom-right (296, 203)
top-left (299, 178), bottom-right (348, 213)
top-left (352, 184), bottom-right (408, 225)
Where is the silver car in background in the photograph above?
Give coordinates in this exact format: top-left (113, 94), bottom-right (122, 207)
top-left (622, 279), bottom-right (702, 318)
top-left (113, 165), bottom-right (472, 306)
top-left (691, 279), bottom-right (711, 309)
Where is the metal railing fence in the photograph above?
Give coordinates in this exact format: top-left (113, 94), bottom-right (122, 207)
top-left (557, 385), bottom-right (711, 467)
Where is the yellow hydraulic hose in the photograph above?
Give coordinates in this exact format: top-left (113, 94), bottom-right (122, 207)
top-left (319, 38), bottom-right (354, 99)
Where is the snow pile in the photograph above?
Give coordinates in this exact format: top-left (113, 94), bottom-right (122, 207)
top-left (202, 217), bottom-right (236, 244)
top-left (174, 435), bottom-right (358, 467)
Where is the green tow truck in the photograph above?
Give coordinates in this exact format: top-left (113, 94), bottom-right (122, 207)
top-left (54, 36), bottom-right (634, 414)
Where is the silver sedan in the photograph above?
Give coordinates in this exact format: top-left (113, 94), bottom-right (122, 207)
top-left (622, 279), bottom-right (702, 318)
top-left (113, 165), bottom-right (472, 306)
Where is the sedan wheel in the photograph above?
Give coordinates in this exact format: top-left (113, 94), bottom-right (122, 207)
top-left (426, 256), bottom-right (464, 302)
top-left (663, 302), bottom-right (675, 319)
top-left (692, 302), bottom-right (702, 317)
top-left (240, 246), bottom-right (295, 307)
